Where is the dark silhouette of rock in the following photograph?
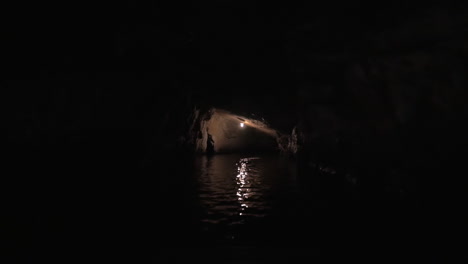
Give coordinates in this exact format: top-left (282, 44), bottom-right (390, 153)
top-left (206, 133), bottom-right (215, 155)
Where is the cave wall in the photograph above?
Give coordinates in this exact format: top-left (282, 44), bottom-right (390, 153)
top-left (290, 7), bottom-right (468, 170)
top-left (280, 6), bottom-right (468, 205)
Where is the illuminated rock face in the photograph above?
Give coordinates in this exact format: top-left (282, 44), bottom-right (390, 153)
top-left (190, 108), bottom-right (278, 153)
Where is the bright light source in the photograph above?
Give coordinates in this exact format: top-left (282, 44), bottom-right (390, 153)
top-left (240, 123), bottom-right (244, 127)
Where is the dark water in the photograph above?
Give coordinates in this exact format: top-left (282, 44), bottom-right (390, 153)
top-left (194, 154), bottom-right (300, 244)
top-left (161, 153), bottom-right (375, 263)
top-left (161, 153), bottom-right (362, 253)
top-left (161, 153), bottom-right (466, 263)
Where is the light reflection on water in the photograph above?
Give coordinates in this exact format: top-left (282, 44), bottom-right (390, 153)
top-left (195, 154), bottom-right (298, 239)
top-left (236, 157), bottom-right (262, 216)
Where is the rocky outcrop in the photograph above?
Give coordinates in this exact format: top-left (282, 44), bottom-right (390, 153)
top-left (277, 126), bottom-right (301, 155)
top-left (186, 107), bottom-right (212, 153)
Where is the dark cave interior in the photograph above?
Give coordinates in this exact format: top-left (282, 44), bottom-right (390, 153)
top-left (4, 1), bottom-right (468, 263)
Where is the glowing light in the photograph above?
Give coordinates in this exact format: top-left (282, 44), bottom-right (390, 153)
top-left (240, 122), bottom-right (244, 127)
top-left (236, 158), bottom-right (254, 216)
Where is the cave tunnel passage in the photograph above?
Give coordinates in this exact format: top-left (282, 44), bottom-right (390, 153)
top-left (196, 108), bottom-right (279, 154)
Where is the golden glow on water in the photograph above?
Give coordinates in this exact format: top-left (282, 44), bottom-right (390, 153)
top-left (196, 154), bottom-right (296, 230)
top-left (236, 158), bottom-right (252, 215)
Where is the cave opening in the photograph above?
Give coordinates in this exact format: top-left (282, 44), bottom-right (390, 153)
top-left (190, 108), bottom-right (283, 154)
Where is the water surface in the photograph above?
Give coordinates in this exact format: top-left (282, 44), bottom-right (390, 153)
top-left (191, 154), bottom-right (315, 245)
